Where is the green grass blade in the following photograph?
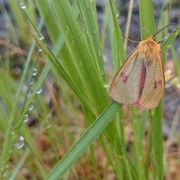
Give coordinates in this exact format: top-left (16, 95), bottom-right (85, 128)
top-left (161, 24), bottom-right (180, 51)
top-left (130, 109), bottom-right (145, 180)
top-left (51, 0), bottom-right (109, 112)
top-left (150, 105), bottom-right (164, 180)
top-left (139, 0), bottom-right (156, 38)
top-left (45, 101), bottom-right (121, 179)
top-left (35, 0), bottom-right (62, 42)
top-left (0, 40), bottom-right (37, 176)
top-left (77, 1), bottom-right (106, 82)
top-left (109, 0), bottom-right (126, 72)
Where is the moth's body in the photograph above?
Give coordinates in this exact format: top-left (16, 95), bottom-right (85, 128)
top-left (109, 36), bottom-right (164, 110)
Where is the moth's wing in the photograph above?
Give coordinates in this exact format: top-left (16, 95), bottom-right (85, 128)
top-left (109, 50), bottom-right (164, 110)
top-left (138, 53), bottom-right (164, 109)
top-left (109, 48), bottom-right (143, 104)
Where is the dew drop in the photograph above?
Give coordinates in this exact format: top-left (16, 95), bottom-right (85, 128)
top-left (32, 68), bottom-right (37, 76)
top-left (116, 13), bottom-right (120, 18)
top-left (36, 88), bottom-right (42, 94)
top-left (30, 81), bottom-right (34, 86)
top-left (3, 171), bottom-right (7, 177)
top-left (14, 136), bottom-right (24, 149)
top-left (38, 33), bottom-right (44, 40)
top-left (1, 162), bottom-right (9, 177)
top-left (19, 3), bottom-right (26, 9)
top-left (28, 104), bottom-right (34, 111)
top-left (24, 114), bottom-right (29, 123)
top-left (38, 48), bottom-right (43, 52)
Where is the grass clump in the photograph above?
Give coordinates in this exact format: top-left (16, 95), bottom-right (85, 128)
top-left (0, 0), bottom-right (180, 179)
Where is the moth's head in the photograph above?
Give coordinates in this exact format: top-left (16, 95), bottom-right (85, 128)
top-left (139, 36), bottom-right (160, 58)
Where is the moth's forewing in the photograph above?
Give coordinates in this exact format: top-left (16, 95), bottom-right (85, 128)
top-left (109, 48), bottom-right (141, 104)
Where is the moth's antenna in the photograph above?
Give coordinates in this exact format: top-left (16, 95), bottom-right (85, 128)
top-left (132, 15), bottom-right (150, 37)
top-left (153, 23), bottom-right (176, 38)
top-left (121, 34), bottom-right (139, 44)
top-left (133, 16), bottom-right (176, 39)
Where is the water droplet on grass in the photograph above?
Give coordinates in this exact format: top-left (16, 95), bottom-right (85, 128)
top-left (24, 114), bottom-right (29, 123)
top-left (14, 136), bottom-right (24, 149)
top-left (38, 48), bottom-right (43, 52)
top-left (36, 88), bottom-right (42, 94)
top-left (38, 33), bottom-right (44, 40)
top-left (28, 104), bottom-right (34, 111)
top-left (32, 68), bottom-right (37, 76)
top-left (19, 3), bottom-right (26, 9)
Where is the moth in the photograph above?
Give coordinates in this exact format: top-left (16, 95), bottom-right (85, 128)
top-left (109, 35), bottom-right (164, 110)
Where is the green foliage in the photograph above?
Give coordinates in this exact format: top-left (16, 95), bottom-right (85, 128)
top-left (0, 0), bottom-right (179, 179)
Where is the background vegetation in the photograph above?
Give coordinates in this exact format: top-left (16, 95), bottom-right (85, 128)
top-left (0, 0), bottom-right (180, 179)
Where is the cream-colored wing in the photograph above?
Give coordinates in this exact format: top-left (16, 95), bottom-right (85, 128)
top-left (109, 48), bottom-right (142, 105)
